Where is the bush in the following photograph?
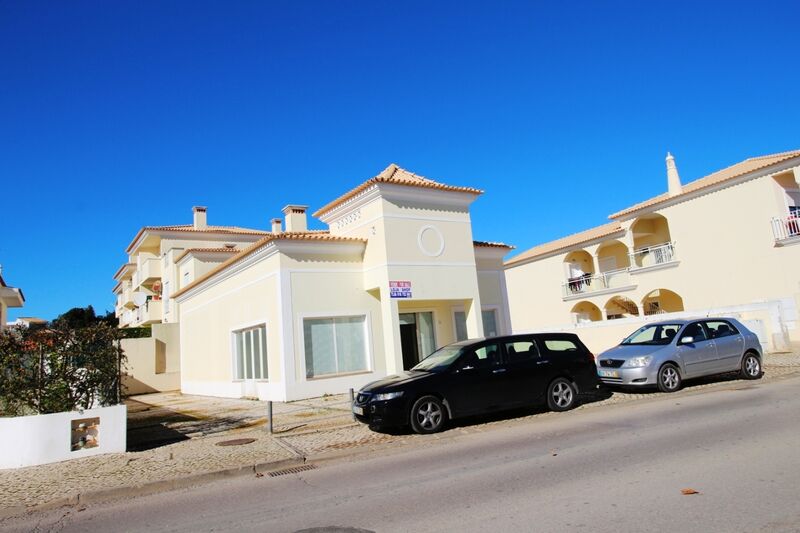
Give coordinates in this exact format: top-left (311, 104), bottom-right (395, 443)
top-left (0, 323), bottom-right (126, 417)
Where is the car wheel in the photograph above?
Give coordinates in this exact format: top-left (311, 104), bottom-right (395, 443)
top-left (740, 352), bottom-right (762, 380)
top-left (410, 395), bottom-right (447, 434)
top-left (547, 378), bottom-right (577, 412)
top-left (657, 363), bottom-right (682, 393)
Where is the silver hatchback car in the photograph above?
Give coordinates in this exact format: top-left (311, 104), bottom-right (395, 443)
top-left (597, 318), bottom-right (763, 392)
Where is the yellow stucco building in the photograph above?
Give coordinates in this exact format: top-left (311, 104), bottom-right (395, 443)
top-left (505, 150), bottom-right (800, 354)
top-left (119, 165), bottom-right (510, 401)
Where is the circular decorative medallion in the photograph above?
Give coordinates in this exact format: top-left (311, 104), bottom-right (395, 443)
top-left (418, 225), bottom-right (445, 257)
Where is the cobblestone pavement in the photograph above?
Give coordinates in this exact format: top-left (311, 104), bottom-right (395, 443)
top-left (2, 352), bottom-right (798, 517)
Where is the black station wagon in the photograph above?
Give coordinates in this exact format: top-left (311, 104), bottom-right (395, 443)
top-left (353, 333), bottom-right (599, 434)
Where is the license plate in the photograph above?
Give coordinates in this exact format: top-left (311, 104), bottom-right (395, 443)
top-left (599, 369), bottom-right (619, 378)
top-left (353, 405), bottom-right (364, 416)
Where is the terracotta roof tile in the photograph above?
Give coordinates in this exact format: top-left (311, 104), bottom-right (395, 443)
top-left (610, 150), bottom-right (800, 219)
top-left (505, 222), bottom-right (624, 266)
top-left (174, 247), bottom-right (241, 263)
top-left (173, 231), bottom-right (366, 299)
top-left (125, 225), bottom-right (268, 253)
top-left (313, 164), bottom-right (483, 218)
top-left (473, 240), bottom-right (514, 249)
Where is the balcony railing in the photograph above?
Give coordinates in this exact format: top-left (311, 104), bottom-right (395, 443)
top-left (771, 215), bottom-right (800, 243)
top-left (136, 298), bottom-right (162, 324)
top-left (562, 268), bottom-right (633, 297)
top-left (133, 258), bottom-right (162, 288)
top-left (630, 242), bottom-right (676, 269)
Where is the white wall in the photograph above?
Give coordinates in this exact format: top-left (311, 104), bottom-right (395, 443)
top-left (0, 405), bottom-right (127, 469)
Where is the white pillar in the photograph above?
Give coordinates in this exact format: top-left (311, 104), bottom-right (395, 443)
top-left (380, 290), bottom-right (404, 374)
top-left (464, 298), bottom-right (485, 339)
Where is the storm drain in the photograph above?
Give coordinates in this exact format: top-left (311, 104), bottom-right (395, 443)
top-left (268, 464), bottom-right (317, 477)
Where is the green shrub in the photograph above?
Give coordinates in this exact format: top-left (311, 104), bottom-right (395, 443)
top-left (0, 323), bottom-right (126, 417)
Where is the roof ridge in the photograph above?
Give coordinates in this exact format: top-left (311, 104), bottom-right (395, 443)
top-left (745, 149), bottom-right (800, 162)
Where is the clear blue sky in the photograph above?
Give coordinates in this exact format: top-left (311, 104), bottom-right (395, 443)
top-left (2, 1), bottom-right (798, 321)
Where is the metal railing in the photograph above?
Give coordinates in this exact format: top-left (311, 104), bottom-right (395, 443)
top-left (630, 242), bottom-right (676, 268)
top-left (771, 216), bottom-right (800, 242)
top-left (562, 268), bottom-right (632, 297)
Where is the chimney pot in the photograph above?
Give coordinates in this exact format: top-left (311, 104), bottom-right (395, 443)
top-left (271, 218), bottom-right (282, 234)
top-left (282, 204), bottom-right (309, 233)
top-left (192, 206), bottom-right (208, 229)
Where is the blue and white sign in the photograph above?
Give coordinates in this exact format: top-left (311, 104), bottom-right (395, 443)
top-left (389, 281), bottom-right (412, 298)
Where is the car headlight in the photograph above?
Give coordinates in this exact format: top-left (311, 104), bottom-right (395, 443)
top-left (623, 356), bottom-right (653, 368)
top-left (373, 391), bottom-right (404, 401)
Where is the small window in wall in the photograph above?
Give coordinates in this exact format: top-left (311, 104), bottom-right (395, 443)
top-left (785, 190), bottom-right (800, 215)
top-left (454, 309), bottom-right (501, 341)
top-left (304, 316), bottom-right (368, 378)
top-left (234, 325), bottom-right (268, 380)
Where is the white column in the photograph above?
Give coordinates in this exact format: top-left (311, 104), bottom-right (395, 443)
top-left (380, 290), bottom-right (404, 374)
top-left (464, 297), bottom-right (485, 339)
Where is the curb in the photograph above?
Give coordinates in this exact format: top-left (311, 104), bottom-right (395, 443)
top-left (0, 457), bottom-right (306, 521)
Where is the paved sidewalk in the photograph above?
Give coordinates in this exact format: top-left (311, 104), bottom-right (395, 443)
top-left (2, 352), bottom-right (799, 519)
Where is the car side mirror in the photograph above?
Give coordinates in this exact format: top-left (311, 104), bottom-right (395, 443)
top-left (680, 336), bottom-right (694, 344)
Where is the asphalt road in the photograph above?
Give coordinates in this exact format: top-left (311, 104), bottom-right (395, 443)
top-left (9, 375), bottom-right (800, 533)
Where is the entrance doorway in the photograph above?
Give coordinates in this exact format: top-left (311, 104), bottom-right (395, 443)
top-left (399, 312), bottom-right (436, 370)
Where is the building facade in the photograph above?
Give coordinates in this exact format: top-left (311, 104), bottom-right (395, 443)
top-left (0, 269), bottom-right (25, 331)
top-left (505, 150), bottom-right (800, 353)
top-left (172, 165), bottom-right (512, 401)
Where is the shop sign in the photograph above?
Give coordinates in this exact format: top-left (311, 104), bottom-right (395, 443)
top-left (389, 281), bottom-right (412, 298)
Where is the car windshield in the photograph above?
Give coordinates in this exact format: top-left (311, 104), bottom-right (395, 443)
top-left (411, 345), bottom-right (465, 372)
top-left (621, 324), bottom-right (683, 346)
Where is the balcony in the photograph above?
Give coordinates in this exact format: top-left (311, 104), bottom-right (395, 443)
top-left (135, 298), bottom-right (162, 325)
top-left (133, 258), bottom-right (162, 288)
top-left (122, 283), bottom-right (135, 308)
top-left (629, 242), bottom-right (678, 272)
top-left (562, 268), bottom-right (635, 299)
top-left (771, 215), bottom-right (800, 245)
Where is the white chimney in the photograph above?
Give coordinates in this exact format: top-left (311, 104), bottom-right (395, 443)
top-left (192, 206), bottom-right (208, 229)
top-left (282, 205), bottom-right (308, 233)
top-left (666, 152), bottom-right (682, 196)
top-left (271, 218), bottom-right (282, 234)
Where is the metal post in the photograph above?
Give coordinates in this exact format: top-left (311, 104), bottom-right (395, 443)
top-left (349, 388), bottom-right (356, 421)
top-left (268, 400), bottom-right (273, 434)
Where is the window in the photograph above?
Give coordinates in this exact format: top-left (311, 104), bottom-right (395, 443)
top-left (234, 325), bottom-right (268, 380)
top-left (705, 320), bottom-right (739, 339)
top-left (304, 316), bottom-right (368, 378)
top-left (461, 342), bottom-right (501, 369)
top-left (681, 322), bottom-right (707, 342)
top-left (543, 339), bottom-right (579, 352)
top-left (505, 340), bottom-right (538, 363)
top-left (454, 309), bottom-right (501, 341)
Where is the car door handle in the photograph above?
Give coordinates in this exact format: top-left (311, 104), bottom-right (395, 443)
top-left (492, 368), bottom-right (507, 374)
top-left (536, 360), bottom-right (550, 365)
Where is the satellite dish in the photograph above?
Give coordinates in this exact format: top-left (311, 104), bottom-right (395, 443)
top-left (133, 291), bottom-right (148, 307)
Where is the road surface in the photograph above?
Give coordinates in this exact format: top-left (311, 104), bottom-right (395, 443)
top-left (7, 375), bottom-right (800, 532)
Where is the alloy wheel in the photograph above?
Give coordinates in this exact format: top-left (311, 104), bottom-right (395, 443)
top-left (551, 381), bottom-right (573, 408)
top-left (416, 401), bottom-right (443, 431)
top-left (661, 367), bottom-right (679, 390)
top-left (745, 355), bottom-right (760, 377)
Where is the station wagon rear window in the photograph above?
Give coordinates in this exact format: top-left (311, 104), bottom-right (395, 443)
top-left (543, 339), bottom-right (579, 352)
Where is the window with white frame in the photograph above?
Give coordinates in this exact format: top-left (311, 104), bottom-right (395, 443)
top-left (303, 315), bottom-right (368, 378)
top-left (233, 325), bottom-right (268, 380)
top-left (454, 309), bottom-right (500, 341)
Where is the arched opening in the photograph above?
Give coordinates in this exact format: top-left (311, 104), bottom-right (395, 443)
top-left (630, 214), bottom-right (675, 268)
top-left (596, 239), bottom-right (631, 287)
top-left (563, 250), bottom-right (594, 294)
top-left (641, 288), bottom-right (684, 315)
top-left (570, 301), bottom-right (602, 324)
top-left (604, 296), bottom-right (640, 320)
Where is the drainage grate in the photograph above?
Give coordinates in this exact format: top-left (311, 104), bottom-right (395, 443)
top-left (215, 438), bottom-right (257, 447)
top-left (268, 464), bottom-right (317, 477)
